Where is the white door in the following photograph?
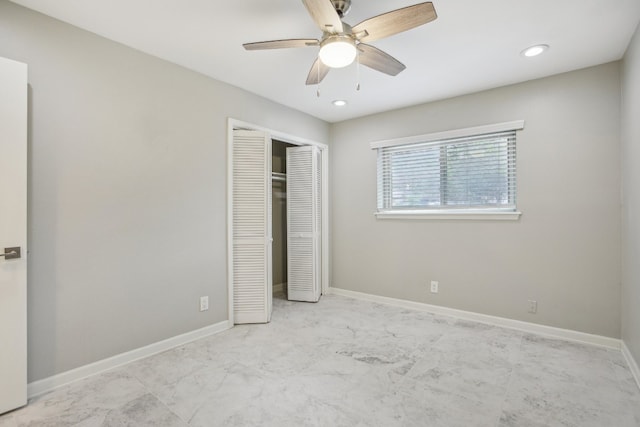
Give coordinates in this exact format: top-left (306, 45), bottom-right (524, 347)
top-left (0, 57), bottom-right (28, 414)
top-left (287, 146), bottom-right (321, 302)
top-left (231, 130), bottom-right (272, 324)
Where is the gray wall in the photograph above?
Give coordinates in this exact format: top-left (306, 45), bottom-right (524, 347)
top-left (331, 63), bottom-right (622, 338)
top-left (0, 0), bottom-right (329, 382)
top-left (622, 23), bottom-right (640, 364)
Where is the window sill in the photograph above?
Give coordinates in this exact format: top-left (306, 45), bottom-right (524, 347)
top-left (374, 210), bottom-right (522, 221)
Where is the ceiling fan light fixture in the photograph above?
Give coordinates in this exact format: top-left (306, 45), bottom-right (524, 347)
top-left (522, 44), bottom-right (549, 57)
top-left (319, 36), bottom-right (357, 68)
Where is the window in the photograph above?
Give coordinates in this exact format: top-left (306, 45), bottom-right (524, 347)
top-left (371, 121), bottom-right (524, 220)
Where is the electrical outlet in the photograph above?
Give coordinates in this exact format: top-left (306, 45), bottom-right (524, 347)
top-left (200, 296), bottom-right (209, 312)
top-left (430, 281), bottom-right (439, 293)
top-left (528, 300), bottom-right (537, 314)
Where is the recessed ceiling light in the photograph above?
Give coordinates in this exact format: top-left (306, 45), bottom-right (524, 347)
top-left (521, 44), bottom-right (549, 57)
top-left (332, 100), bottom-right (347, 107)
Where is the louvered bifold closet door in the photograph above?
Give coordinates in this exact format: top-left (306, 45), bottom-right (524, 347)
top-left (287, 146), bottom-right (321, 302)
top-left (232, 130), bottom-right (272, 324)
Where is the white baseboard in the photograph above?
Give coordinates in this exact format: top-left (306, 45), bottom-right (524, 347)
top-left (273, 282), bottom-right (286, 293)
top-left (327, 287), bottom-right (621, 350)
top-left (27, 320), bottom-right (232, 399)
top-left (27, 291), bottom-right (630, 399)
top-left (622, 341), bottom-right (640, 390)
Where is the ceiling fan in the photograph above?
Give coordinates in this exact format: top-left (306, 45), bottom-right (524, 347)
top-left (243, 0), bottom-right (438, 85)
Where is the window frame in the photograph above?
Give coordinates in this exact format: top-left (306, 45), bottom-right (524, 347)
top-left (370, 121), bottom-right (524, 221)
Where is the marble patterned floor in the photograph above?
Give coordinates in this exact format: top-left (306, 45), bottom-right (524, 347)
top-left (1, 294), bottom-right (639, 427)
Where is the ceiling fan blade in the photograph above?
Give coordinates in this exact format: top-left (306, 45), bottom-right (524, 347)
top-left (306, 58), bottom-right (330, 85)
top-left (352, 2), bottom-right (437, 43)
top-left (243, 39), bottom-right (319, 50)
top-left (301, 0), bottom-right (344, 34)
top-left (358, 44), bottom-right (406, 76)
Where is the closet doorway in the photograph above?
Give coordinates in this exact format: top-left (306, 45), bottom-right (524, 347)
top-left (271, 140), bottom-right (294, 299)
top-left (226, 119), bottom-right (329, 325)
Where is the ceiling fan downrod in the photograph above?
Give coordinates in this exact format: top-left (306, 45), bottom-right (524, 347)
top-left (330, 0), bottom-right (351, 18)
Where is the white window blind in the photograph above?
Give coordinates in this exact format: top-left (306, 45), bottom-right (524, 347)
top-left (374, 123), bottom-right (522, 214)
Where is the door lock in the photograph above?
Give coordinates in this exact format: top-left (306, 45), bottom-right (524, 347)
top-left (0, 247), bottom-right (21, 260)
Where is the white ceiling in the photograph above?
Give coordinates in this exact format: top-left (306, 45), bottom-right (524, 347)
top-left (9, 0), bottom-right (640, 123)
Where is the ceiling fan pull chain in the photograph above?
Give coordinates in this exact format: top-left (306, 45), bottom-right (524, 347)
top-left (317, 54), bottom-right (321, 97)
top-left (356, 49), bottom-right (361, 91)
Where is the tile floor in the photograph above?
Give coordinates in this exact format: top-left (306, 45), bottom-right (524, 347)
top-left (1, 294), bottom-right (639, 426)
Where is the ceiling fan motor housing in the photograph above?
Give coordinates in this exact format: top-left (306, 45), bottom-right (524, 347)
top-left (330, 0), bottom-right (351, 17)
